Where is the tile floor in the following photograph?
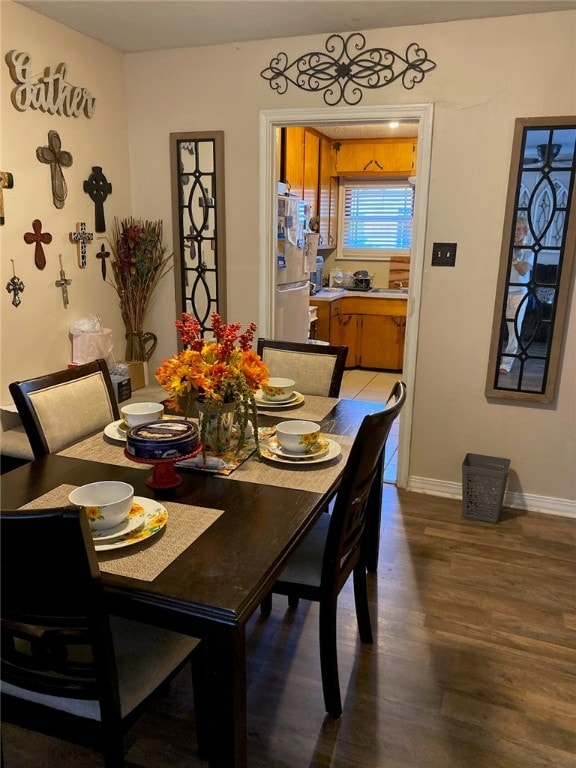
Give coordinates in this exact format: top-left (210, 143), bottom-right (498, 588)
top-left (340, 369), bottom-right (402, 484)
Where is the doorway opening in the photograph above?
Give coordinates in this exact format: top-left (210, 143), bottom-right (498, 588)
top-left (259, 104), bottom-right (433, 487)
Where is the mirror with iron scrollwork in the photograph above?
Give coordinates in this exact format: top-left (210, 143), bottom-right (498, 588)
top-left (486, 117), bottom-right (576, 403)
top-left (170, 131), bottom-right (227, 337)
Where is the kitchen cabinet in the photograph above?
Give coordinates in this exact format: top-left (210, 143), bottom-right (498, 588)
top-left (334, 138), bottom-right (417, 175)
top-left (318, 136), bottom-right (339, 248)
top-left (303, 129), bottom-right (320, 219)
top-left (310, 295), bottom-right (407, 370)
top-left (310, 300), bottom-right (330, 341)
top-left (330, 304), bottom-right (359, 366)
top-left (359, 314), bottom-right (406, 370)
top-left (283, 128), bottom-right (333, 235)
top-left (283, 126), bottom-right (305, 197)
top-left (282, 127), bottom-right (321, 218)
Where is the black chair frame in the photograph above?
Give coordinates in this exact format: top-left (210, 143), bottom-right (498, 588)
top-left (261, 380), bottom-right (407, 717)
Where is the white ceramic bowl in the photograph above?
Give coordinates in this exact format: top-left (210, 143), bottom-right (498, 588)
top-left (68, 481), bottom-right (134, 531)
top-left (276, 420), bottom-right (321, 453)
top-left (261, 377), bottom-right (296, 402)
top-left (121, 402), bottom-right (164, 427)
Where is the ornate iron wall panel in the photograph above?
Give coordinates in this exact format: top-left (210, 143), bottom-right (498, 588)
top-left (170, 132), bottom-right (227, 338)
top-left (261, 34), bottom-right (436, 106)
top-left (485, 117), bottom-right (576, 404)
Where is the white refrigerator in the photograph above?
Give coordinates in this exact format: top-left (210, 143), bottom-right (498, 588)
top-left (276, 194), bottom-right (317, 342)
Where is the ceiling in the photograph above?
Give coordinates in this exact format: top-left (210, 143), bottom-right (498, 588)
top-left (14, 0), bottom-right (576, 54)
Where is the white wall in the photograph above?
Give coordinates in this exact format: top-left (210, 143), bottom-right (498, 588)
top-left (1, 4), bottom-right (575, 512)
top-left (123, 11), bottom-right (576, 511)
top-left (1, 0), bottom-right (131, 393)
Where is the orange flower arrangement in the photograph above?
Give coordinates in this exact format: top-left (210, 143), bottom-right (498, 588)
top-left (156, 312), bottom-right (269, 453)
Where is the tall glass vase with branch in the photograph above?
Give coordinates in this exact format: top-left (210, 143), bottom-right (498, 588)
top-left (108, 218), bottom-right (173, 361)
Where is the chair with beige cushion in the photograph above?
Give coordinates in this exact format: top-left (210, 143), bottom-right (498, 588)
top-left (256, 338), bottom-right (348, 397)
top-left (9, 359), bottom-right (119, 459)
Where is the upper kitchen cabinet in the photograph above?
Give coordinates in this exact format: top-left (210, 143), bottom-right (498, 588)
top-left (303, 129), bottom-right (320, 217)
top-left (282, 126), bottom-right (305, 197)
top-left (334, 138), bottom-right (417, 175)
top-left (281, 127), bottom-right (320, 220)
top-left (318, 136), bottom-right (338, 249)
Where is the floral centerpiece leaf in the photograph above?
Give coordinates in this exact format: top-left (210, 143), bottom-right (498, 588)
top-left (156, 313), bottom-right (269, 457)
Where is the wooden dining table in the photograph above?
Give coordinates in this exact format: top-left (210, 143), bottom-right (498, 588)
top-left (1, 396), bottom-right (386, 768)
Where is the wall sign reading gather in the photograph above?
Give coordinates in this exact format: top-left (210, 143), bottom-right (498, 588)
top-left (5, 50), bottom-right (96, 118)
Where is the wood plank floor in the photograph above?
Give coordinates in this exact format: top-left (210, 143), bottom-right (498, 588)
top-left (3, 488), bottom-right (575, 767)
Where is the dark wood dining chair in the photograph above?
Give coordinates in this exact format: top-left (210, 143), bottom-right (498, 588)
top-left (260, 380), bottom-right (407, 717)
top-left (0, 505), bottom-right (205, 767)
top-left (256, 338), bottom-right (348, 397)
top-left (9, 359), bottom-right (119, 459)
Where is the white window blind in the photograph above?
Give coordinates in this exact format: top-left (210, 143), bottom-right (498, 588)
top-left (339, 181), bottom-right (414, 259)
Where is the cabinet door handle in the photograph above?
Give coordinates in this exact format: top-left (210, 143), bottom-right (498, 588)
top-left (374, 160), bottom-right (383, 170)
top-left (362, 159), bottom-right (373, 171)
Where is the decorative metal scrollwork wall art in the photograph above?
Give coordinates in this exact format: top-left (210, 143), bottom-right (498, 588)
top-left (261, 33), bottom-right (436, 106)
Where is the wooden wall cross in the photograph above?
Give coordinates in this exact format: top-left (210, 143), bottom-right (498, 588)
top-left (24, 219), bottom-right (52, 270)
top-left (83, 166), bottom-right (112, 232)
top-left (96, 243), bottom-right (110, 280)
top-left (36, 130), bottom-right (72, 209)
top-left (70, 221), bottom-right (93, 268)
top-left (0, 171), bottom-right (14, 225)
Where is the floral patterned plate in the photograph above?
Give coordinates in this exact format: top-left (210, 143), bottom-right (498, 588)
top-left (265, 436), bottom-right (330, 460)
top-left (94, 497), bottom-right (168, 552)
top-left (260, 438), bottom-right (341, 465)
top-left (91, 504), bottom-right (146, 541)
top-left (254, 391), bottom-right (305, 408)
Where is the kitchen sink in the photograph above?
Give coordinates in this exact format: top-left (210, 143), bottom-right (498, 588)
top-left (370, 287), bottom-right (408, 294)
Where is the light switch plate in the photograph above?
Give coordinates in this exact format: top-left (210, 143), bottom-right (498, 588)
top-left (432, 242), bottom-right (457, 267)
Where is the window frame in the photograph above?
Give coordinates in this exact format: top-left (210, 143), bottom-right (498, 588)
top-left (336, 178), bottom-right (414, 262)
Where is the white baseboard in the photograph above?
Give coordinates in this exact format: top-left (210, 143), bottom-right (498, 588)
top-left (406, 476), bottom-right (576, 519)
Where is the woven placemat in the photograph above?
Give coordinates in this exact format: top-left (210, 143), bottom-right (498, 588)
top-left (20, 484), bottom-right (223, 581)
top-left (255, 394), bottom-right (339, 422)
top-left (227, 435), bottom-right (353, 493)
top-left (58, 432), bottom-right (149, 469)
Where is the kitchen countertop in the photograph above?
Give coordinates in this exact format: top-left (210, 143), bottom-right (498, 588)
top-left (310, 288), bottom-right (408, 301)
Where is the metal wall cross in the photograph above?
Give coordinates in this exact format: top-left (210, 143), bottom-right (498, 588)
top-left (55, 254), bottom-right (71, 308)
top-left (36, 130), bottom-right (73, 209)
top-left (83, 166), bottom-right (112, 232)
top-left (6, 260), bottom-right (24, 307)
top-left (70, 221), bottom-right (94, 268)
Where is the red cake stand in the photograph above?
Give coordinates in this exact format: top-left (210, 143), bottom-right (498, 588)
top-left (124, 444), bottom-right (203, 489)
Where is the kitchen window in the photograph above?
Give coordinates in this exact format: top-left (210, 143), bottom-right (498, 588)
top-left (337, 180), bottom-right (414, 260)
